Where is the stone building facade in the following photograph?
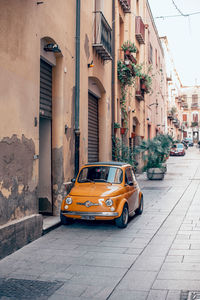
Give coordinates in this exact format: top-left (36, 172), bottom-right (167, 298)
top-left (0, 0), bottom-right (112, 259)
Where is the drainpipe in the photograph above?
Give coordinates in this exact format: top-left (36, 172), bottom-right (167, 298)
top-left (75, 0), bottom-right (81, 176)
top-left (111, 0), bottom-right (115, 160)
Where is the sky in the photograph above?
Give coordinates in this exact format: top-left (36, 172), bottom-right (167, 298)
top-left (148, 0), bottom-right (200, 86)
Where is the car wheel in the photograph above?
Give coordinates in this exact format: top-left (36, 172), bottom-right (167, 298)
top-left (115, 204), bottom-right (129, 228)
top-left (60, 213), bottom-right (73, 225)
top-left (135, 195), bottom-right (143, 215)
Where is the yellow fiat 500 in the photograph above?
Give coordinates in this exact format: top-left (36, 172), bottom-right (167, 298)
top-left (60, 162), bottom-right (143, 228)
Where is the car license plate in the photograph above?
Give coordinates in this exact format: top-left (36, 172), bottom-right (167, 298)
top-left (81, 216), bottom-right (95, 220)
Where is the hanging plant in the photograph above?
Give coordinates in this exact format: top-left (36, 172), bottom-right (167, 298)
top-left (140, 73), bottom-right (152, 94)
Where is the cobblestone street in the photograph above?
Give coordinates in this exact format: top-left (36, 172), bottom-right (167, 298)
top-left (0, 146), bottom-right (200, 300)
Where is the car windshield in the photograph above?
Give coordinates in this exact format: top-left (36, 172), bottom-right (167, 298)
top-left (177, 144), bottom-right (184, 149)
top-left (78, 166), bottom-right (123, 184)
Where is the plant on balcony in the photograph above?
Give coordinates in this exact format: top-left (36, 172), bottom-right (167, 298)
top-left (136, 134), bottom-right (173, 180)
top-left (121, 41), bottom-right (137, 54)
top-left (140, 73), bottom-right (152, 94)
top-left (170, 106), bottom-right (177, 116)
top-left (114, 122), bottom-right (120, 129)
top-left (191, 121), bottom-right (198, 127)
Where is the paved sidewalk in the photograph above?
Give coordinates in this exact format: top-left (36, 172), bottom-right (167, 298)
top-left (0, 147), bottom-right (200, 299)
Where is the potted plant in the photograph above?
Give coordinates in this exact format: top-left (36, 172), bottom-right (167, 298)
top-left (140, 74), bottom-right (152, 94)
top-left (121, 41), bottom-right (137, 55)
top-left (114, 122), bottom-right (120, 134)
top-left (136, 134), bottom-right (173, 180)
top-left (120, 127), bottom-right (126, 135)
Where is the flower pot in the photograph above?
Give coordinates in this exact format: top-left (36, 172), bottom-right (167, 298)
top-left (146, 168), bottom-right (165, 180)
top-left (131, 132), bottom-right (136, 138)
top-left (125, 50), bottom-right (130, 55)
top-left (120, 128), bottom-right (126, 135)
top-left (141, 83), bottom-right (146, 90)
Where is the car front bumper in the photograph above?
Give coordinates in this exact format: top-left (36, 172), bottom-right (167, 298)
top-left (61, 210), bottom-right (119, 217)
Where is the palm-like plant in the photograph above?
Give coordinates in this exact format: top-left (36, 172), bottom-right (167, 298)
top-left (136, 134), bottom-right (173, 171)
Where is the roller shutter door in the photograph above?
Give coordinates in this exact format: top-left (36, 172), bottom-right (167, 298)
top-left (40, 59), bottom-right (52, 119)
top-left (88, 93), bottom-right (99, 162)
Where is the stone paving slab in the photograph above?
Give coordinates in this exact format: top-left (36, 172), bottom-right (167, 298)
top-left (0, 147), bottom-right (200, 299)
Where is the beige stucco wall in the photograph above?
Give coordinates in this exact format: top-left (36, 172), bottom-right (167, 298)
top-left (0, 0), bottom-right (113, 230)
top-left (144, 1), bottom-right (167, 139)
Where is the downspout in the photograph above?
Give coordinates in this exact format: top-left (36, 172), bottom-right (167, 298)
top-left (111, 0), bottom-right (115, 160)
top-left (75, 0), bottom-right (81, 176)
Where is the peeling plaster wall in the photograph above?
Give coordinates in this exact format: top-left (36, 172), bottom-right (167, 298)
top-left (0, 135), bottom-right (37, 226)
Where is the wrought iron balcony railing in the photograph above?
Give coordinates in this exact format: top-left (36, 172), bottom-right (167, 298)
top-left (93, 11), bottom-right (112, 61)
top-left (135, 16), bottom-right (145, 44)
top-left (191, 103), bottom-right (199, 109)
top-left (135, 78), bottom-right (144, 101)
top-left (119, 0), bottom-right (131, 12)
top-left (181, 102), bottom-right (188, 109)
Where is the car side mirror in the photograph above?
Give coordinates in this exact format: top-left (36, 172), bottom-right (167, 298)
top-left (71, 178), bottom-right (76, 183)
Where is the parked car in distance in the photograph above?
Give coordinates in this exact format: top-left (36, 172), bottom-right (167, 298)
top-left (60, 162), bottom-right (143, 228)
top-left (170, 143), bottom-right (185, 156)
top-left (181, 140), bottom-right (188, 149)
top-left (184, 138), bottom-right (193, 147)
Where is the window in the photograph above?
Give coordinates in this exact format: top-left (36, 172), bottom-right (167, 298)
top-left (192, 94), bottom-right (198, 103)
top-left (149, 43), bottom-right (153, 64)
top-left (193, 113), bottom-right (198, 122)
top-left (125, 168), bottom-right (133, 185)
top-left (183, 114), bottom-right (187, 122)
top-left (155, 49), bottom-right (157, 67)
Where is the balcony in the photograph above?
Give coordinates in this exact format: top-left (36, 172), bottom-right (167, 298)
top-left (93, 12), bottom-right (112, 61)
top-left (191, 103), bottom-right (199, 109)
top-left (167, 112), bottom-right (173, 120)
top-left (135, 78), bottom-right (144, 101)
top-left (181, 102), bottom-right (188, 109)
top-left (119, 0), bottom-right (131, 12)
top-left (191, 121), bottom-right (199, 127)
top-left (135, 16), bottom-right (145, 44)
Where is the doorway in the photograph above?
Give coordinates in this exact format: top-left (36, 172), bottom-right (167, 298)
top-left (39, 59), bottom-right (53, 214)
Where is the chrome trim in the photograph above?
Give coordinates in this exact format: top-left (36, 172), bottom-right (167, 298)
top-left (61, 210), bottom-right (118, 217)
top-left (77, 201), bottom-right (99, 207)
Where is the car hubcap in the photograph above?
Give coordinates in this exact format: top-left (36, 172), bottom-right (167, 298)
top-left (123, 207), bottom-right (128, 224)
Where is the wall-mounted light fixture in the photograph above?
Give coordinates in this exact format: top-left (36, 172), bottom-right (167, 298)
top-left (64, 124), bottom-right (68, 134)
top-left (88, 60), bottom-right (94, 68)
top-left (149, 102), bottom-right (158, 107)
top-left (44, 43), bottom-right (61, 53)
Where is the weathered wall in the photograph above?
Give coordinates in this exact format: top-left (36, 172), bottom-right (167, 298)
top-left (0, 135), bottom-right (37, 225)
top-left (0, 0), bottom-right (76, 257)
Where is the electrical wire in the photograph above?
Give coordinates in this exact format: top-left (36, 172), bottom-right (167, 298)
top-left (172, 0), bottom-right (188, 17)
top-left (155, 11), bottom-right (200, 19)
top-left (155, 0), bottom-right (200, 20)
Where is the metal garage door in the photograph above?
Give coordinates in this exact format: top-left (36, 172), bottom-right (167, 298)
top-left (88, 93), bottom-right (99, 162)
top-left (40, 59), bottom-right (52, 119)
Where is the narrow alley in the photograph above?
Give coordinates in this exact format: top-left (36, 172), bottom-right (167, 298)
top-left (0, 146), bottom-right (200, 300)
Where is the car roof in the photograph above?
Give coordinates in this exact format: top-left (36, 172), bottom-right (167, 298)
top-left (84, 161), bottom-right (130, 167)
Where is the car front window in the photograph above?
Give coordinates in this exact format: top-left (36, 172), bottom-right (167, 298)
top-left (78, 166), bottom-right (123, 184)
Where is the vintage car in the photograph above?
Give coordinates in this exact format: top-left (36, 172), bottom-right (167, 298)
top-left (60, 162), bottom-right (143, 228)
top-left (170, 143), bottom-right (185, 156)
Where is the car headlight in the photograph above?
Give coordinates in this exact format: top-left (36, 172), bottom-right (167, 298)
top-left (65, 197), bottom-right (72, 205)
top-left (105, 198), bottom-right (113, 207)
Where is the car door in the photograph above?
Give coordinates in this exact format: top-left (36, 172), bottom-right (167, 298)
top-left (131, 167), bottom-right (140, 210)
top-left (125, 167), bottom-right (137, 213)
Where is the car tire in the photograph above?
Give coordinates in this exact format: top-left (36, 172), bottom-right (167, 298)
top-left (115, 204), bottom-right (129, 228)
top-left (135, 195), bottom-right (143, 215)
top-left (60, 213), bottom-right (73, 225)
